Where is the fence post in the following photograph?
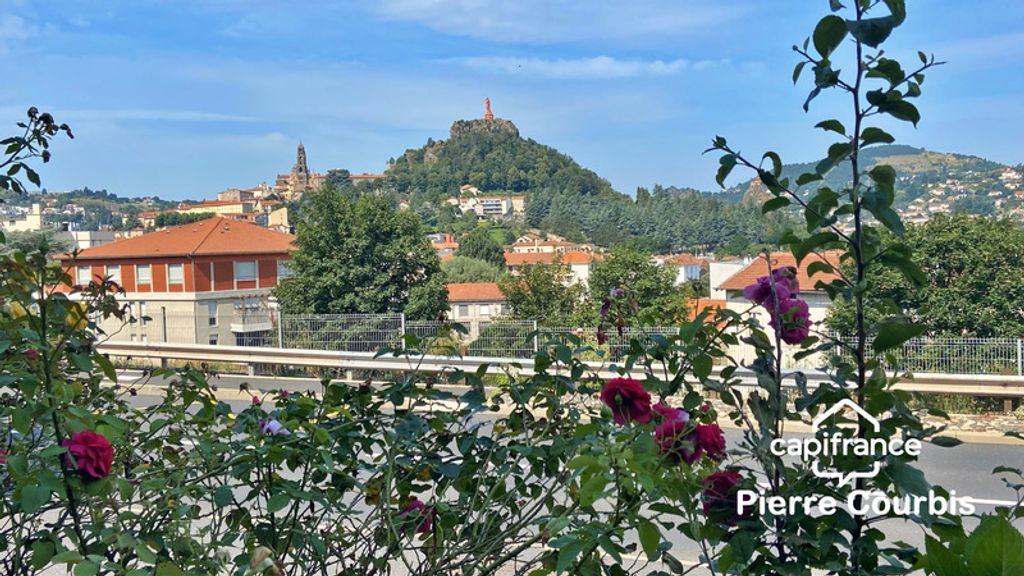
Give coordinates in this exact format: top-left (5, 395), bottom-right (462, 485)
top-left (160, 307), bottom-right (168, 369)
top-left (1017, 338), bottom-right (1023, 377)
top-left (533, 320), bottom-right (539, 354)
top-left (401, 313), bottom-right (407, 339)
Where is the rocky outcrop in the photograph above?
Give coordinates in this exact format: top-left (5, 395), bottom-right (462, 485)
top-left (449, 118), bottom-right (519, 141)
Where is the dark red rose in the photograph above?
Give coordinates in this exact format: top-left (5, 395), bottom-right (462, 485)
top-left (62, 431), bottom-right (113, 480)
top-left (0, 448), bottom-right (7, 465)
top-left (251, 395), bottom-right (261, 405)
top-left (695, 423), bottom-right (726, 461)
top-left (702, 470), bottom-right (742, 524)
top-left (654, 418), bottom-right (701, 465)
top-left (400, 498), bottom-right (434, 534)
top-left (600, 378), bottom-right (652, 425)
top-left (24, 349), bottom-right (40, 362)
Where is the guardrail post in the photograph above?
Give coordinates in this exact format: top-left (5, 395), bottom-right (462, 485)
top-left (160, 307), bottom-right (168, 369)
top-left (533, 320), bottom-right (539, 354)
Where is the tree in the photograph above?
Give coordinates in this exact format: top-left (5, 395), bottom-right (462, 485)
top-left (323, 169), bottom-right (352, 190)
top-left (588, 248), bottom-right (687, 324)
top-left (441, 255), bottom-right (504, 283)
top-left (1, 228), bottom-right (72, 256)
top-left (827, 214), bottom-right (1024, 337)
top-left (274, 187), bottom-right (446, 319)
top-left (498, 263), bottom-right (588, 326)
top-left (457, 226), bottom-right (505, 266)
top-left (152, 212), bottom-right (215, 229)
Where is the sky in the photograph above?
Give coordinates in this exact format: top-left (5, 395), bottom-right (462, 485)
top-left (1, 0), bottom-right (1022, 201)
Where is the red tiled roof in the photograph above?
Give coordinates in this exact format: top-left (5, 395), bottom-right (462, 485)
top-left (718, 251), bottom-right (843, 292)
top-left (504, 251), bottom-right (602, 266)
top-left (446, 282), bottom-right (505, 302)
top-left (656, 253), bottom-right (708, 267)
top-left (68, 217), bottom-right (296, 260)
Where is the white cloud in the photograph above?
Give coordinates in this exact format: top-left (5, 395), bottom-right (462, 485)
top-left (446, 55), bottom-right (727, 79)
top-left (371, 0), bottom-right (748, 44)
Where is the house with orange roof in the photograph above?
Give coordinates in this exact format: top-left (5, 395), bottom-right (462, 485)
top-left (60, 217), bottom-right (295, 346)
top-left (504, 250), bottom-right (603, 287)
top-left (446, 282), bottom-right (508, 339)
top-left (716, 251), bottom-right (843, 329)
top-left (653, 253), bottom-right (708, 284)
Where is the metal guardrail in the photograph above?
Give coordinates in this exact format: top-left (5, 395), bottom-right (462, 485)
top-left (97, 341), bottom-right (1024, 398)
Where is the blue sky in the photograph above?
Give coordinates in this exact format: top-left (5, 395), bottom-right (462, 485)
top-left (2, 0), bottom-right (1022, 200)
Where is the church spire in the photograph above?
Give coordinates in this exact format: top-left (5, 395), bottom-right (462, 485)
top-left (484, 97), bottom-right (494, 121)
top-left (294, 142), bottom-right (308, 174)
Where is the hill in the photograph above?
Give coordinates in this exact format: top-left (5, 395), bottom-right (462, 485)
top-left (384, 117), bottom-right (788, 253)
top-left (730, 145), bottom-right (1023, 221)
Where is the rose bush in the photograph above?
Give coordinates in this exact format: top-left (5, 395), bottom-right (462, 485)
top-left (3, 1), bottom-right (1024, 573)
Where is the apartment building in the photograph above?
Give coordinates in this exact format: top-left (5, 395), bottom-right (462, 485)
top-left (60, 217), bottom-right (295, 346)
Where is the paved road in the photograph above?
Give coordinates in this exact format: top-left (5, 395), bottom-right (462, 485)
top-left (116, 369), bottom-right (1023, 574)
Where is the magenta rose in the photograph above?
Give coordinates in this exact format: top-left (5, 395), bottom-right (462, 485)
top-left (702, 470), bottom-right (742, 523)
top-left (695, 423), bottom-right (727, 461)
top-left (771, 298), bottom-right (812, 344)
top-left (62, 431), bottom-right (113, 480)
top-left (600, 378), bottom-right (652, 425)
top-left (743, 266), bottom-right (799, 306)
top-left (400, 499), bottom-right (434, 534)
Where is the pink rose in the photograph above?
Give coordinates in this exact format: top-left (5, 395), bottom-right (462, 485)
top-left (743, 266), bottom-right (799, 306)
top-left (62, 431), bottom-right (113, 480)
top-left (695, 423), bottom-right (726, 461)
top-left (400, 499), bottom-right (434, 534)
top-left (600, 378), bottom-right (652, 425)
top-left (771, 298), bottom-right (812, 345)
top-left (702, 470), bottom-right (742, 524)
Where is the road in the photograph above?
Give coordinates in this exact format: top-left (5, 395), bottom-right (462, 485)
top-left (116, 369), bottom-right (1023, 574)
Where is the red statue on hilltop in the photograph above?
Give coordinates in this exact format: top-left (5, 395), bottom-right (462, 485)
top-left (484, 97), bottom-right (494, 120)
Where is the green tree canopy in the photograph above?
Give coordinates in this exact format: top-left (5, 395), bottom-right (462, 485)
top-left (826, 214), bottom-right (1024, 337)
top-left (457, 226), bottom-right (505, 266)
top-left (274, 188), bottom-right (446, 319)
top-left (497, 263), bottom-right (589, 326)
top-left (588, 248), bottom-right (689, 324)
top-left (441, 255), bottom-right (504, 283)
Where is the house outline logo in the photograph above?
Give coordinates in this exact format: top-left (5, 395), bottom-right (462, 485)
top-left (810, 398), bottom-right (881, 487)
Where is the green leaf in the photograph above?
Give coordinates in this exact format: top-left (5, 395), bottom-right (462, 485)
top-left (556, 538), bottom-right (586, 572)
top-left (761, 197), bottom-right (790, 215)
top-left (214, 485), bottom-right (233, 507)
top-left (846, 16), bottom-right (896, 48)
top-left (966, 516), bottom-right (1024, 576)
top-left (155, 562), bottom-right (186, 576)
top-left (762, 151), bottom-right (783, 177)
top-left (74, 560), bottom-right (99, 576)
top-left (883, 0), bottom-right (907, 26)
top-left (886, 459), bottom-right (930, 496)
top-left (872, 318), bottom-right (927, 353)
top-left (21, 483), bottom-right (52, 513)
top-left (638, 519), bottom-right (661, 560)
top-left (267, 493), bottom-right (290, 514)
top-left (813, 15), bottom-right (848, 58)
top-left (878, 99), bottom-right (921, 126)
top-left (861, 127), bottom-right (895, 146)
top-left (716, 154), bottom-right (737, 188)
top-left (815, 119), bottom-right (846, 135)
top-left (692, 354), bottom-right (713, 380)
top-left (930, 436), bottom-right (963, 448)
top-left (793, 60), bottom-right (807, 84)
top-left (924, 536), bottom-right (969, 576)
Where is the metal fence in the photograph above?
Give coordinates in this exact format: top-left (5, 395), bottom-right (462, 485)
top-left (95, 310), bottom-right (1024, 376)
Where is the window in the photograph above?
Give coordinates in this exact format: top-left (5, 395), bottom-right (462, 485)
top-left (76, 266), bottom-right (91, 285)
top-left (207, 301), bottom-right (218, 327)
top-left (168, 263), bottom-right (184, 285)
top-left (138, 302), bottom-right (148, 326)
top-left (136, 264), bottom-right (152, 285)
top-left (479, 304), bottom-right (491, 316)
top-left (277, 259), bottom-right (294, 279)
top-left (234, 261), bottom-right (256, 282)
top-left (457, 304), bottom-right (469, 317)
top-left (107, 265), bottom-right (121, 285)
top-left (208, 334), bottom-right (219, 345)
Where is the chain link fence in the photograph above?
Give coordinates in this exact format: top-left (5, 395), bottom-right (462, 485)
top-left (96, 309), bottom-right (1024, 376)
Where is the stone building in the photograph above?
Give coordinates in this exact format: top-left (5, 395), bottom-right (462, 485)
top-left (274, 143), bottom-right (324, 200)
